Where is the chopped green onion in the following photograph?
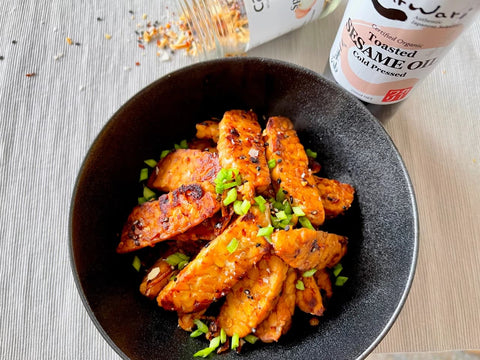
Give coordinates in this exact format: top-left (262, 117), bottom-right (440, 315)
top-left (299, 216), bottom-right (315, 230)
top-left (244, 334), bottom-right (258, 344)
top-left (275, 188), bottom-right (286, 203)
top-left (144, 159), bottom-right (157, 168)
top-left (267, 158), bottom-right (276, 169)
top-left (209, 336), bottom-right (220, 349)
top-left (303, 269), bottom-right (317, 277)
top-left (223, 188), bottom-right (237, 206)
top-left (193, 319), bottom-right (209, 334)
top-left (160, 150), bottom-right (170, 159)
top-left (275, 211), bottom-right (287, 220)
top-left (306, 148), bottom-right (317, 158)
top-left (283, 200), bottom-right (292, 215)
top-left (165, 253), bottom-right (182, 266)
top-left (220, 328), bottom-right (227, 344)
top-left (193, 347), bottom-right (215, 358)
top-left (214, 168), bottom-right (241, 194)
top-left (296, 279), bottom-right (305, 291)
top-left (335, 276), bottom-right (349, 287)
top-left (332, 263), bottom-right (343, 277)
top-left (139, 168), bottom-right (149, 182)
top-left (257, 226), bottom-right (274, 237)
top-left (132, 256), bottom-right (141, 272)
top-left (143, 186), bottom-right (156, 200)
top-left (231, 333), bottom-right (240, 350)
top-left (178, 260), bottom-right (188, 270)
top-left (271, 201), bottom-right (284, 211)
top-left (176, 253), bottom-right (189, 261)
top-left (292, 206), bottom-right (306, 216)
top-left (137, 197), bottom-right (147, 205)
top-left (254, 196), bottom-right (267, 212)
top-left (240, 200), bottom-right (251, 214)
top-left (227, 238), bottom-right (239, 254)
top-left (271, 214), bottom-right (292, 230)
top-left (174, 139), bottom-right (188, 149)
top-left (190, 329), bottom-right (204, 338)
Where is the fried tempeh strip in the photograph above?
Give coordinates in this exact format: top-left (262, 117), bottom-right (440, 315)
top-left (172, 209), bottom-right (233, 241)
top-left (264, 116), bottom-right (325, 226)
top-left (270, 228), bottom-right (347, 271)
top-left (315, 176), bottom-right (355, 219)
top-left (296, 275), bottom-right (325, 316)
top-left (218, 255), bottom-right (289, 337)
top-left (315, 268), bottom-right (333, 299)
top-left (255, 267), bottom-right (297, 342)
top-left (147, 149), bottom-right (220, 192)
top-left (178, 310), bottom-right (206, 331)
top-left (188, 138), bottom-right (217, 153)
top-left (217, 110), bottom-right (271, 199)
top-left (157, 207), bottom-right (271, 314)
top-left (139, 248), bottom-right (180, 299)
top-left (196, 120), bottom-right (220, 143)
top-left (117, 183), bottom-right (220, 253)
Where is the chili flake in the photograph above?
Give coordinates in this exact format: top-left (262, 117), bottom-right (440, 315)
top-left (66, 37), bottom-right (73, 45)
top-left (25, 73), bottom-right (36, 77)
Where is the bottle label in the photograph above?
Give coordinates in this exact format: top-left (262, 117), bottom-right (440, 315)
top-left (244, 0), bottom-right (326, 50)
top-left (329, 0), bottom-right (479, 104)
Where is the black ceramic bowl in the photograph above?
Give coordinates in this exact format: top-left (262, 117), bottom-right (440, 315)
top-left (70, 57), bottom-right (418, 360)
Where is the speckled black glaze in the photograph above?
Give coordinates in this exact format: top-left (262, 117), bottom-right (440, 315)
top-left (69, 58), bottom-right (418, 360)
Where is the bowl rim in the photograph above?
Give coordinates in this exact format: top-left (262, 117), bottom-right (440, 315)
top-left (68, 56), bottom-right (419, 360)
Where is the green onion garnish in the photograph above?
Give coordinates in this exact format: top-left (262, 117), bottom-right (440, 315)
top-left (257, 226), bottom-right (274, 238)
top-left (160, 150), bottom-right (170, 159)
top-left (227, 238), bottom-right (239, 254)
top-left (303, 269), bottom-right (317, 277)
top-left (332, 263), bottom-right (343, 277)
top-left (306, 148), bottom-right (317, 158)
top-left (220, 328), bottom-right (227, 344)
top-left (132, 256), bottom-right (141, 272)
top-left (267, 158), bottom-right (276, 169)
top-left (231, 333), bottom-right (240, 350)
top-left (283, 200), bottom-right (292, 215)
top-left (233, 200), bottom-right (251, 216)
top-left (275, 188), bottom-right (286, 203)
top-left (193, 347), bottom-right (215, 358)
top-left (165, 253), bottom-right (189, 267)
top-left (174, 139), bottom-right (188, 150)
top-left (190, 329), bottom-right (204, 338)
top-left (143, 186), bottom-right (156, 200)
top-left (296, 279), bottom-right (305, 291)
top-left (139, 168), bottom-right (149, 182)
top-left (223, 188), bottom-right (237, 206)
top-left (193, 319), bottom-right (209, 334)
top-left (144, 159), bottom-right (157, 168)
top-left (298, 216), bottom-right (315, 230)
top-left (335, 276), bottom-right (349, 287)
top-left (214, 168), bottom-right (241, 194)
top-left (244, 334), bottom-right (258, 344)
top-left (292, 206), bottom-right (306, 216)
top-left (254, 196), bottom-right (267, 212)
top-left (138, 197), bottom-right (147, 205)
top-left (275, 211), bottom-right (287, 220)
top-left (209, 336), bottom-right (220, 349)
top-left (177, 260), bottom-right (188, 270)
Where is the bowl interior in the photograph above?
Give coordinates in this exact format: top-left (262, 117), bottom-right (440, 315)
top-left (70, 58), bottom-right (417, 360)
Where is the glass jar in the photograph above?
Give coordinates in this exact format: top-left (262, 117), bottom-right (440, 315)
top-left (176, 0), bottom-right (342, 59)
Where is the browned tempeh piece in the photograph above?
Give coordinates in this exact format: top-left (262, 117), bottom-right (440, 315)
top-left (270, 228), bottom-right (347, 271)
top-left (296, 276), bottom-right (325, 316)
top-left (217, 110), bottom-right (271, 199)
top-left (217, 255), bottom-right (288, 337)
top-left (196, 120), bottom-right (220, 142)
top-left (157, 207), bottom-right (271, 314)
top-left (172, 209), bottom-right (233, 241)
top-left (264, 116), bottom-right (325, 226)
top-left (147, 149), bottom-right (220, 192)
top-left (177, 310), bottom-right (206, 331)
top-left (255, 267), bottom-right (297, 342)
top-left (315, 268), bottom-right (333, 299)
top-left (315, 176), bottom-right (355, 219)
top-left (139, 248), bottom-right (180, 299)
top-left (117, 183), bottom-right (220, 253)
top-left (188, 138), bottom-right (217, 153)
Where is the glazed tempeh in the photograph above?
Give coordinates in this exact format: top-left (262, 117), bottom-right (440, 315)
top-left (147, 149), bottom-right (220, 192)
top-left (217, 110), bottom-right (271, 199)
top-left (196, 120), bottom-right (220, 143)
top-left (139, 248), bottom-right (180, 299)
top-left (157, 207), bottom-right (271, 314)
top-left (217, 255), bottom-right (289, 337)
top-left (315, 176), bottom-right (355, 219)
top-left (270, 228), bottom-right (347, 271)
top-left (172, 209), bottom-right (233, 241)
top-left (117, 183), bottom-right (220, 253)
top-left (264, 116), bottom-right (325, 226)
top-left (255, 267), bottom-right (297, 343)
top-left (296, 276), bottom-right (326, 316)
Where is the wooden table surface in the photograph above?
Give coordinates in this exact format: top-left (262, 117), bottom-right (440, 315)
top-left (0, 0), bottom-right (478, 358)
